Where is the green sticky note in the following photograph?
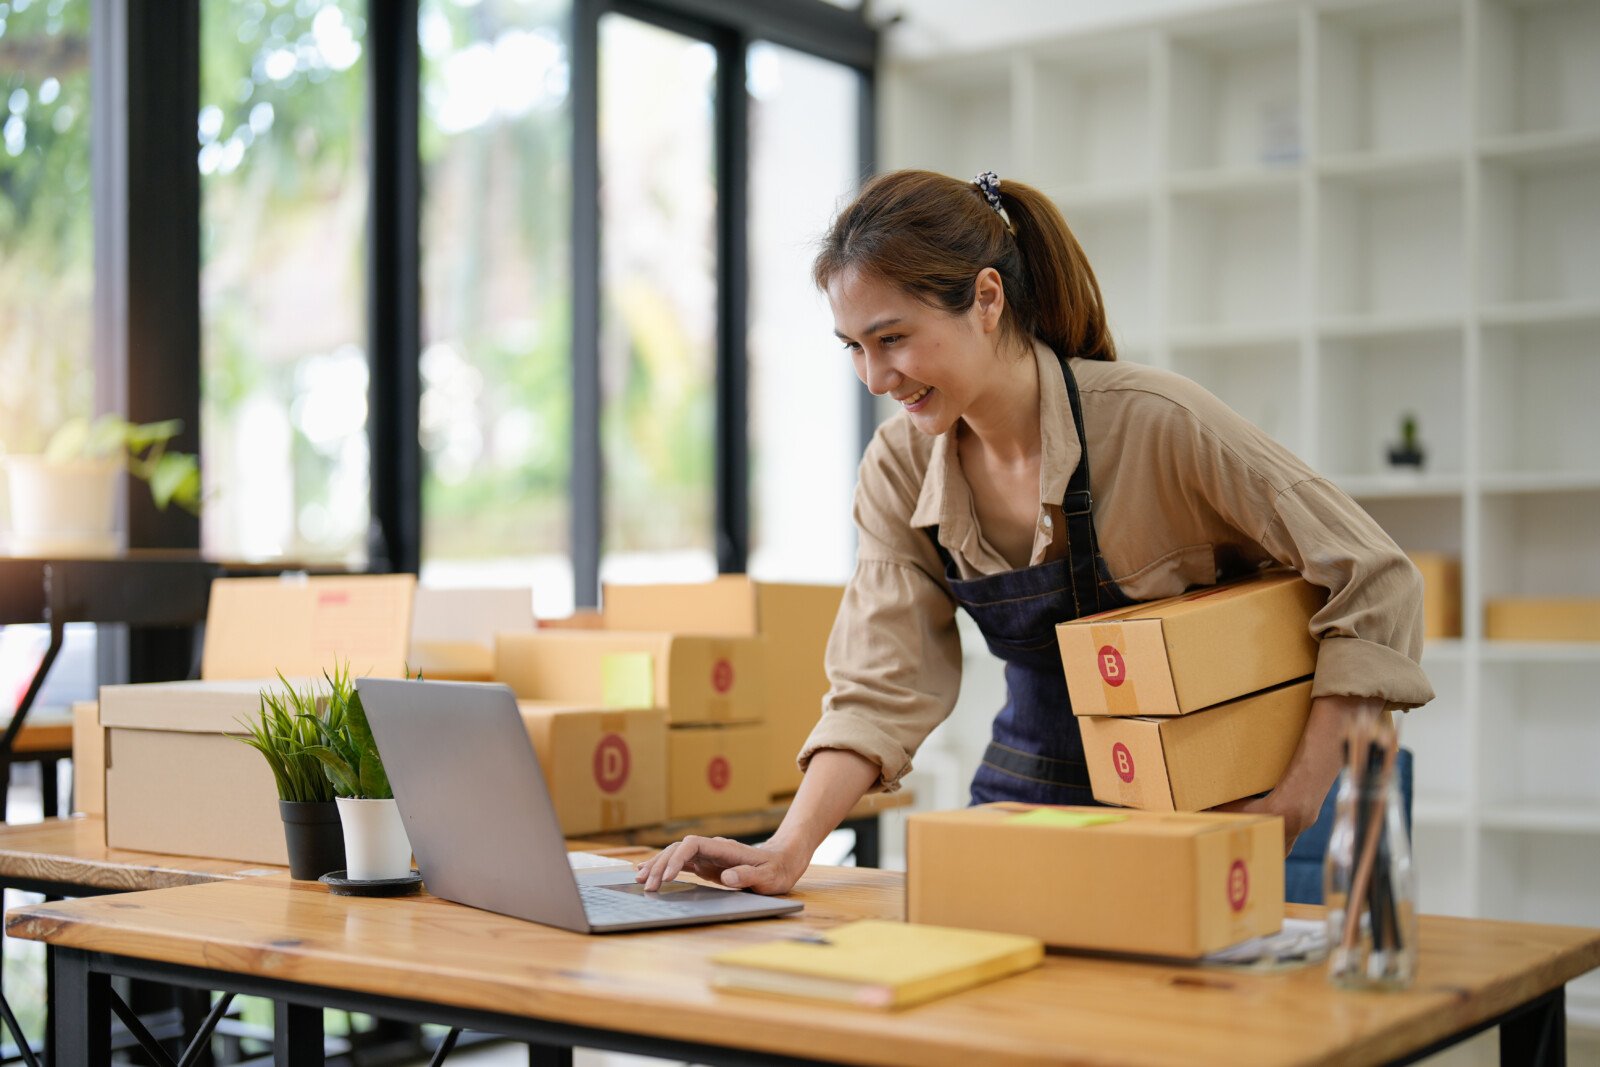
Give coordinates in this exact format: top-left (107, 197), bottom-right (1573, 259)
top-left (1007, 809), bottom-right (1128, 829)
top-left (601, 652), bottom-right (655, 708)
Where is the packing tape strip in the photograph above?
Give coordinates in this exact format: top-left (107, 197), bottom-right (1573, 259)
top-left (1088, 622), bottom-right (1141, 715)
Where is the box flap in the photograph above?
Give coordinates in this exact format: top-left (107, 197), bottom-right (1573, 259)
top-left (201, 574), bottom-right (416, 680)
top-left (601, 575), bottom-right (758, 635)
top-left (99, 678), bottom-right (321, 733)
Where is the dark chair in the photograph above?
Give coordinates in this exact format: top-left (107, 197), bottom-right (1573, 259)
top-left (1284, 748), bottom-right (1413, 905)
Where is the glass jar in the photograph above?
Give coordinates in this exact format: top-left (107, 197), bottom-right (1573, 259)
top-left (1325, 704), bottom-right (1418, 989)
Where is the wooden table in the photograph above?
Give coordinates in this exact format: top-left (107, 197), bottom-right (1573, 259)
top-left (9, 867), bottom-right (1597, 1067)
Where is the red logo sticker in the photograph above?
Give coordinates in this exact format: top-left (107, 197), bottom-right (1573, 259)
top-left (1112, 742), bottom-right (1135, 783)
top-left (1097, 645), bottom-right (1127, 687)
top-left (593, 734), bottom-right (631, 794)
top-left (711, 659), bottom-right (735, 694)
top-left (707, 756), bottom-right (731, 792)
top-left (1228, 859), bottom-right (1249, 912)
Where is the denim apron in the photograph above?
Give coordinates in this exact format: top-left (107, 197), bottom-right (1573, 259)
top-left (929, 354), bottom-right (1137, 806)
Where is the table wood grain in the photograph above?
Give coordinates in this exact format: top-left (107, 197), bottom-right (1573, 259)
top-left (8, 866), bottom-right (1597, 1067)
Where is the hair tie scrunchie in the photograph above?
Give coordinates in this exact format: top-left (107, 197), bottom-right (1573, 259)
top-left (971, 170), bottom-right (1014, 233)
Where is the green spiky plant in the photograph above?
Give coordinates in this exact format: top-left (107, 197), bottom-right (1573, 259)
top-left (235, 673), bottom-right (338, 803)
top-left (301, 662), bottom-right (393, 800)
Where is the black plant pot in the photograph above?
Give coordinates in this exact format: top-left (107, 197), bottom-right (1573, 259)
top-left (278, 800), bottom-right (347, 881)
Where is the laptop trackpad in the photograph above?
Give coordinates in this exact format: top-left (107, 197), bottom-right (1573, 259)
top-left (600, 882), bottom-right (744, 904)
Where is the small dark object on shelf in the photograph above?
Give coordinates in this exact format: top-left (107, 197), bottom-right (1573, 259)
top-left (1386, 413), bottom-right (1426, 469)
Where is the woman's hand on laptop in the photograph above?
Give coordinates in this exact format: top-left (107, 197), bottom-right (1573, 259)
top-left (634, 836), bottom-right (804, 896)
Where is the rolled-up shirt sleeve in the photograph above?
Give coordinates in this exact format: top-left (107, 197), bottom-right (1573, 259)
top-left (797, 429), bottom-right (963, 793)
top-left (1159, 380), bottom-right (1436, 710)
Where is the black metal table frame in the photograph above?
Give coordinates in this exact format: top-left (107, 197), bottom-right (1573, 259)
top-left (47, 942), bottom-right (1573, 1067)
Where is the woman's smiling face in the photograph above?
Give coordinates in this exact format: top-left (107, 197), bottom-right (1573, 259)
top-left (827, 266), bottom-right (1004, 437)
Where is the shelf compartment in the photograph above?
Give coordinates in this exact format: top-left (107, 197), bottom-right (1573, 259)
top-left (1170, 339), bottom-right (1302, 455)
top-left (1319, 168), bottom-right (1464, 321)
top-left (1410, 823), bottom-right (1473, 918)
top-left (1480, 320), bottom-right (1600, 482)
top-left (1479, 659), bottom-right (1600, 810)
top-left (1318, 332), bottom-right (1464, 479)
top-left (1316, 0), bottom-right (1465, 157)
top-left (882, 64), bottom-right (1015, 182)
top-left (1399, 661), bottom-right (1468, 812)
top-left (1361, 496), bottom-right (1464, 580)
top-left (1026, 36), bottom-right (1153, 188)
top-left (1479, 152), bottom-right (1600, 308)
top-left (1480, 492), bottom-right (1600, 603)
top-left (1065, 201), bottom-right (1153, 347)
top-left (1169, 184), bottom-right (1300, 332)
top-left (1476, 0), bottom-right (1600, 140)
top-left (1165, 9), bottom-right (1303, 174)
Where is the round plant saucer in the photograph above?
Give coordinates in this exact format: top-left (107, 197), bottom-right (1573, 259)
top-left (318, 870), bottom-right (423, 898)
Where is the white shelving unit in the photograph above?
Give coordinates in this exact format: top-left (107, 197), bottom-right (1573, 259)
top-left (884, 0), bottom-right (1600, 1026)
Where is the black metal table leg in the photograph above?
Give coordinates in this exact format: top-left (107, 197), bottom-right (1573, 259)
top-left (1, 618), bottom-right (65, 824)
top-left (846, 816), bottom-right (880, 869)
top-left (52, 949), bottom-right (109, 1066)
top-left (273, 1001), bottom-right (322, 1067)
top-left (528, 1042), bottom-right (574, 1067)
top-left (1502, 986), bottom-right (1565, 1066)
top-left (39, 759), bottom-right (59, 820)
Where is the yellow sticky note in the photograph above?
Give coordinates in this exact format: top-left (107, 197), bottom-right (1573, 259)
top-left (601, 652), bottom-right (654, 708)
top-left (1007, 809), bottom-right (1128, 829)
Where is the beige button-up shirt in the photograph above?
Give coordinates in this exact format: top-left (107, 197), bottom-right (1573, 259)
top-left (799, 341), bottom-right (1434, 793)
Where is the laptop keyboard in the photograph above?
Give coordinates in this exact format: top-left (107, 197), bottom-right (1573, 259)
top-left (579, 884), bottom-right (709, 925)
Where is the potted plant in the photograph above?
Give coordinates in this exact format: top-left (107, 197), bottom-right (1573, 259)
top-left (303, 665), bottom-right (413, 882)
top-left (236, 675), bottom-right (347, 881)
top-left (2, 414), bottom-right (201, 554)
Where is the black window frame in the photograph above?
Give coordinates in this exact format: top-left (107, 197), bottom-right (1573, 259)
top-left (89, 0), bottom-right (876, 610)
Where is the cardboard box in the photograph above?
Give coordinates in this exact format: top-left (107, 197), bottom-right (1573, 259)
top-left (1057, 571), bottom-right (1323, 717)
top-left (1485, 598), bottom-right (1600, 643)
top-left (907, 804), bottom-right (1283, 957)
top-left (100, 679), bottom-right (313, 865)
top-left (70, 700), bottom-right (104, 817)
top-left (1407, 552), bottom-right (1462, 640)
top-left (201, 574), bottom-right (417, 680)
top-left (517, 701), bottom-right (667, 836)
top-left (538, 610), bottom-right (606, 631)
top-left (603, 576), bottom-right (843, 795)
top-left (1079, 679), bottom-right (1314, 811)
top-left (668, 723), bottom-right (770, 819)
top-left (495, 630), bottom-right (764, 725)
top-left (410, 586), bottom-right (535, 681)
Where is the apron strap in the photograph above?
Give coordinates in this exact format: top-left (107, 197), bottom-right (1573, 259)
top-left (928, 354), bottom-right (1105, 617)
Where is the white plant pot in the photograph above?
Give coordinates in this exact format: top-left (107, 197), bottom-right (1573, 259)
top-left (3, 456), bottom-right (121, 556)
top-left (335, 797), bottom-right (413, 881)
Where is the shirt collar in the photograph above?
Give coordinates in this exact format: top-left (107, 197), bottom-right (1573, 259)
top-left (908, 339), bottom-right (1084, 535)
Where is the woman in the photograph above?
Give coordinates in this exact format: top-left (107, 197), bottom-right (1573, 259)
top-left (636, 169), bottom-right (1433, 896)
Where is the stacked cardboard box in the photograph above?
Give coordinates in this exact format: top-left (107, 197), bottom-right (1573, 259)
top-left (601, 577), bottom-right (843, 797)
top-left (1407, 552), bottom-right (1462, 640)
top-left (908, 804), bottom-right (1283, 957)
top-left (517, 701), bottom-right (667, 835)
top-left (95, 574), bottom-right (418, 861)
top-left (1056, 572), bottom-right (1324, 811)
top-left (496, 625), bottom-right (768, 819)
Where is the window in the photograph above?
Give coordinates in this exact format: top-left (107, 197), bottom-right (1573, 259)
top-left (746, 41), bottom-right (863, 582)
top-left (199, 0), bottom-right (370, 563)
top-left (417, 0), bottom-right (575, 615)
top-left (596, 13), bottom-right (719, 588)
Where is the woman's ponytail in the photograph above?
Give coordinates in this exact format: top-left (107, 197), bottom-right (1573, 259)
top-left (814, 169), bottom-right (1117, 363)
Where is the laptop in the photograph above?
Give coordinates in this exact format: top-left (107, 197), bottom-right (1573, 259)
top-left (356, 677), bottom-right (803, 933)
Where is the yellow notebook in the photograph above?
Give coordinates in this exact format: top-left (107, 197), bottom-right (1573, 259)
top-left (710, 919), bottom-right (1043, 1010)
